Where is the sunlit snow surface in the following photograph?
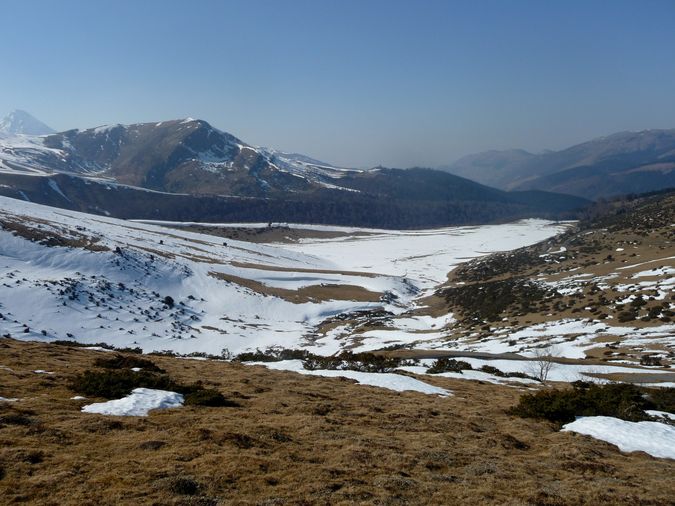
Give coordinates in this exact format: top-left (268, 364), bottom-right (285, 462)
top-left (81, 388), bottom-right (184, 416)
top-left (279, 221), bottom-right (566, 292)
top-left (0, 196), bottom-right (567, 356)
top-left (562, 416), bottom-right (675, 460)
top-left (257, 360), bottom-right (451, 396)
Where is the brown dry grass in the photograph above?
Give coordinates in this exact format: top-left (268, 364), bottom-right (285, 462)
top-left (164, 224), bottom-right (375, 244)
top-left (209, 271), bottom-right (382, 304)
top-left (1, 339), bottom-right (674, 505)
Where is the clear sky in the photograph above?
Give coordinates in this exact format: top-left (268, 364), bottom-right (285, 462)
top-left (2, 0), bottom-right (675, 168)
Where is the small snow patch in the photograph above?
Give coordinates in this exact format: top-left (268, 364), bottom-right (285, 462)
top-left (81, 388), bottom-right (184, 416)
top-left (562, 416), bottom-right (675, 460)
top-left (646, 410), bottom-right (675, 421)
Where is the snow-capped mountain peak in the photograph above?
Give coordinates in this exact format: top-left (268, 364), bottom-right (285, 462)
top-left (0, 110), bottom-right (55, 136)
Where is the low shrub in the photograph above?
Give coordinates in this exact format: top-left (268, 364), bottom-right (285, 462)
top-left (184, 389), bottom-right (240, 407)
top-left (50, 341), bottom-right (142, 354)
top-left (71, 368), bottom-right (241, 410)
top-left (426, 358), bottom-right (472, 374)
top-left (168, 476), bottom-right (199, 495)
top-left (234, 348), bottom-right (310, 362)
top-left (93, 354), bottom-right (164, 373)
top-left (479, 365), bottom-right (503, 376)
top-left (0, 413), bottom-right (35, 426)
top-left (640, 355), bottom-right (663, 367)
top-left (302, 352), bottom-right (402, 373)
top-left (509, 382), bottom-right (674, 424)
top-left (51, 340), bottom-right (114, 349)
top-left (70, 369), bottom-right (178, 399)
top-left (478, 366), bottom-right (535, 380)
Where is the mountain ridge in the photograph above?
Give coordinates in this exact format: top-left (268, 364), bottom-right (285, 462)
top-left (443, 129), bottom-right (675, 199)
top-left (0, 116), bottom-right (588, 228)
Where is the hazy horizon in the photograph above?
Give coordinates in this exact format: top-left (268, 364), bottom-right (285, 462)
top-left (3, 0), bottom-right (674, 168)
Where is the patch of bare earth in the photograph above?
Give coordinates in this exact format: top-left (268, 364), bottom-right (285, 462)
top-left (208, 271), bottom-right (382, 304)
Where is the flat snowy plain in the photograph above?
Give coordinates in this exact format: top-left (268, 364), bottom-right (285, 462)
top-left (0, 196), bottom-right (566, 356)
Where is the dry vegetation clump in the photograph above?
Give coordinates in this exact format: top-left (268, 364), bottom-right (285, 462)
top-left (426, 358), bottom-right (472, 374)
top-left (439, 278), bottom-right (556, 323)
top-left (233, 348), bottom-right (410, 374)
top-left (1, 339), bottom-right (675, 505)
top-left (301, 351), bottom-right (406, 373)
top-left (510, 381), bottom-right (675, 424)
top-left (71, 354), bottom-right (240, 408)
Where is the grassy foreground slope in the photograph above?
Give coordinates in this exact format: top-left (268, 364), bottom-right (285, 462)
top-left (1, 338), bottom-right (674, 505)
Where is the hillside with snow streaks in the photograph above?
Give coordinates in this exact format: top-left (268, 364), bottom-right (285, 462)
top-left (0, 196), bottom-right (566, 355)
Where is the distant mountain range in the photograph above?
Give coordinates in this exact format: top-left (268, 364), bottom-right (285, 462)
top-left (0, 111), bottom-right (588, 228)
top-left (443, 129), bottom-right (675, 199)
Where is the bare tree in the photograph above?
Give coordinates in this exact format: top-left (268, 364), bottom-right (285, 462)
top-left (527, 346), bottom-right (558, 384)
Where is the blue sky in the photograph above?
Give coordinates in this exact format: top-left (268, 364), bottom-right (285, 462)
top-left (2, 0), bottom-right (675, 167)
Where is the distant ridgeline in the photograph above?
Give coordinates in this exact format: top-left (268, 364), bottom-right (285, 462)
top-left (443, 129), bottom-right (675, 200)
top-left (0, 118), bottom-right (589, 228)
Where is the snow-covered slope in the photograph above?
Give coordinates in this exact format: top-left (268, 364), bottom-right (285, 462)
top-left (0, 196), bottom-right (566, 355)
top-left (0, 119), bottom-right (358, 192)
top-left (0, 110), bottom-right (55, 136)
top-left (0, 134), bottom-right (67, 175)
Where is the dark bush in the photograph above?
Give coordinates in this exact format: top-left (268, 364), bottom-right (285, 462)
top-left (640, 355), bottom-right (663, 367)
top-left (234, 348), bottom-right (310, 362)
top-left (70, 369), bottom-right (178, 399)
top-left (302, 352), bottom-right (401, 373)
top-left (70, 370), bottom-right (240, 409)
top-left (168, 476), bottom-right (199, 495)
top-left (139, 440), bottom-right (166, 450)
top-left (647, 386), bottom-right (675, 413)
top-left (0, 413), bottom-right (35, 426)
top-left (93, 354), bottom-right (164, 373)
top-left (50, 340), bottom-right (142, 354)
top-left (479, 365), bottom-right (504, 377)
top-left (163, 296), bottom-right (175, 308)
top-left (51, 340), bottom-right (114, 349)
top-left (113, 346), bottom-right (143, 355)
top-left (184, 389), bottom-right (240, 407)
top-left (23, 451), bottom-right (44, 464)
top-left (427, 358), bottom-right (472, 374)
top-left (342, 352), bottom-right (402, 373)
top-left (617, 311), bottom-right (637, 322)
top-left (509, 382), bottom-right (672, 424)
